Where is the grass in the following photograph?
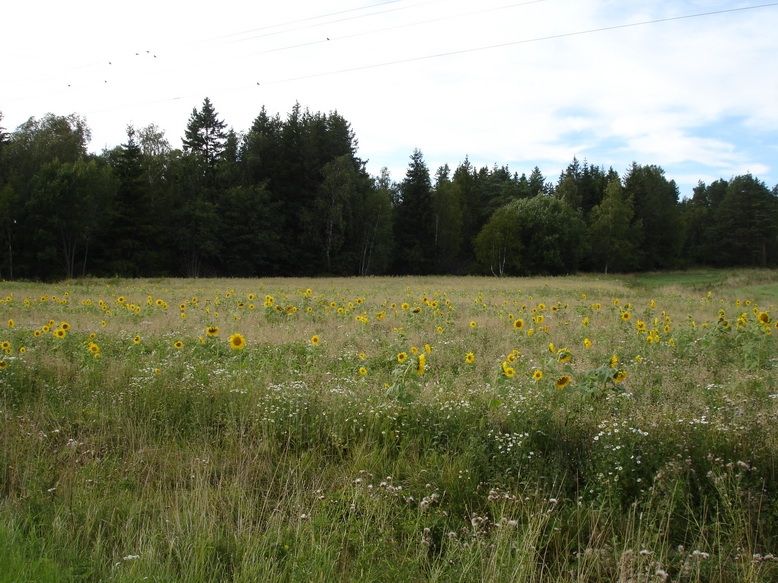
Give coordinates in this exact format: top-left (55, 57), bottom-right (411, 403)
top-left (1, 270), bottom-right (778, 581)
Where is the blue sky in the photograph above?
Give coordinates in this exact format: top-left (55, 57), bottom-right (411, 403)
top-left (4, 0), bottom-right (777, 199)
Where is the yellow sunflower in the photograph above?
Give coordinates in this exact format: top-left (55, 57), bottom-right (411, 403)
top-left (416, 354), bottom-right (426, 376)
top-left (229, 333), bottom-right (247, 350)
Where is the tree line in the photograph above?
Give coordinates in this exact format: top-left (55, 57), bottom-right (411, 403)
top-left (1, 101), bottom-right (776, 280)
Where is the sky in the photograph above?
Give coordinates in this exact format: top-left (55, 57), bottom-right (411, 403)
top-left (4, 0), bottom-right (778, 199)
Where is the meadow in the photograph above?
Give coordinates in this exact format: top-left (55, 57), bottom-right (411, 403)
top-left (2, 270), bottom-right (778, 582)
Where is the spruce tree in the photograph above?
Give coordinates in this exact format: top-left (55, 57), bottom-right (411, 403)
top-left (182, 97), bottom-right (227, 172)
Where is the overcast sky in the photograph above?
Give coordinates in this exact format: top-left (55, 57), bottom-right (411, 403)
top-left (4, 0), bottom-right (778, 198)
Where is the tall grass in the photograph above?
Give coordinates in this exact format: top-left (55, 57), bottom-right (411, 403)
top-left (1, 271), bottom-right (777, 581)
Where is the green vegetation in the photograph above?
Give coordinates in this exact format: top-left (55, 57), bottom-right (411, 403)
top-left (1, 272), bottom-right (778, 581)
top-left (1, 106), bottom-right (777, 280)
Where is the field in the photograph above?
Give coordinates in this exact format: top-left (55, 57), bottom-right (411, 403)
top-left (2, 270), bottom-right (778, 582)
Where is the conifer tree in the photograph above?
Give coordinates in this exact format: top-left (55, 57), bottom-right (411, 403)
top-left (182, 97), bottom-right (227, 172)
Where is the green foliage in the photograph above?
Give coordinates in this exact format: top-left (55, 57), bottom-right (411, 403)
top-left (588, 178), bottom-right (638, 273)
top-left (623, 163), bottom-right (683, 270)
top-left (474, 195), bottom-right (588, 275)
top-left (1, 106), bottom-right (777, 279)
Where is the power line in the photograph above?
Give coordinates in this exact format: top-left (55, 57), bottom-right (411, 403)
top-left (16, 1), bottom-right (778, 119)
top-left (265, 2), bottom-right (778, 85)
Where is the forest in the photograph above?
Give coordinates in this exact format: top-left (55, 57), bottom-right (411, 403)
top-left (1, 99), bottom-right (777, 281)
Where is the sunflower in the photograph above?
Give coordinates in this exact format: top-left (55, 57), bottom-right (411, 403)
top-left (436, 326), bottom-right (444, 334)
top-left (424, 344), bottom-right (432, 354)
top-left (0, 360), bottom-right (7, 370)
top-left (133, 335), bottom-right (141, 344)
top-left (613, 370), bottom-right (628, 383)
top-left (465, 352), bottom-right (475, 364)
top-left (758, 311), bottom-right (770, 325)
top-left (358, 366), bottom-right (368, 376)
top-left (469, 321), bottom-right (477, 328)
top-left (583, 338), bottom-right (592, 349)
top-left (416, 354), bottom-right (426, 376)
top-left (401, 302), bottom-right (410, 311)
top-left (621, 311), bottom-right (631, 322)
top-left (532, 369), bottom-right (543, 381)
top-left (7, 319), bottom-right (14, 328)
top-left (173, 340), bottom-right (184, 349)
top-left (358, 352), bottom-right (366, 360)
top-left (557, 349), bottom-right (572, 364)
top-left (88, 343), bottom-right (100, 354)
top-left (503, 365), bottom-right (515, 378)
top-left (609, 354), bottom-right (619, 369)
top-left (0, 341), bottom-right (10, 351)
top-left (397, 352), bottom-right (408, 363)
top-left (310, 335), bottom-right (320, 345)
top-left (206, 326), bottom-right (219, 337)
top-left (229, 333), bottom-right (246, 350)
top-left (513, 318), bottom-right (525, 331)
top-left (636, 320), bottom-right (647, 333)
top-left (53, 328), bottom-right (66, 338)
top-left (34, 329), bottom-right (42, 338)
top-left (554, 375), bottom-right (572, 390)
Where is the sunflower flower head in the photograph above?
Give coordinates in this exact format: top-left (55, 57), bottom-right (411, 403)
top-left (229, 333), bottom-right (246, 350)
